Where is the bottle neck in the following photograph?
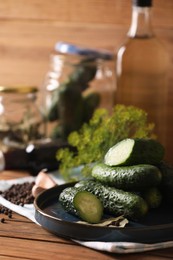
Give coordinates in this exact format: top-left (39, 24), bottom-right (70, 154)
top-left (128, 6), bottom-right (154, 38)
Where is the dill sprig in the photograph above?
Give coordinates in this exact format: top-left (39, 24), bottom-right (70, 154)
top-left (57, 104), bottom-right (156, 181)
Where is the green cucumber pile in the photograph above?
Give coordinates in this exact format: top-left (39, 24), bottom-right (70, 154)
top-left (59, 138), bottom-right (173, 224)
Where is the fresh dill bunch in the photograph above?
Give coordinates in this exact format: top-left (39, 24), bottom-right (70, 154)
top-left (57, 104), bottom-right (156, 181)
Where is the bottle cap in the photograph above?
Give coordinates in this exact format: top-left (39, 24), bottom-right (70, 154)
top-left (55, 42), bottom-right (114, 60)
top-left (133, 0), bottom-right (152, 7)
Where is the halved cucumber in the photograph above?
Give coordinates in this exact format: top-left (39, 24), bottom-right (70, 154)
top-left (75, 180), bottom-right (148, 220)
top-left (73, 190), bottom-right (103, 224)
top-left (104, 138), bottom-right (164, 166)
top-left (59, 187), bottom-right (103, 224)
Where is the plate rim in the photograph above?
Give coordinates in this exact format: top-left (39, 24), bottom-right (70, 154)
top-left (34, 182), bottom-right (173, 232)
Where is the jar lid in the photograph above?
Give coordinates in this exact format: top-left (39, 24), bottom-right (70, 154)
top-left (55, 42), bottom-right (114, 60)
top-left (0, 86), bottom-right (38, 94)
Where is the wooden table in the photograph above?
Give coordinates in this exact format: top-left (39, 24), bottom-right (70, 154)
top-left (1, 170), bottom-right (173, 260)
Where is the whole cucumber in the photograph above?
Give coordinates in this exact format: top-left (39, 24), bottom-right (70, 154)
top-left (83, 92), bottom-right (100, 122)
top-left (141, 187), bottom-right (162, 209)
top-left (57, 82), bottom-right (84, 136)
top-left (69, 58), bottom-right (97, 86)
top-left (158, 161), bottom-right (173, 205)
top-left (92, 163), bottom-right (162, 191)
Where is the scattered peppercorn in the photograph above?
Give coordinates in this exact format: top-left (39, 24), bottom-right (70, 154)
top-left (0, 181), bottom-right (35, 223)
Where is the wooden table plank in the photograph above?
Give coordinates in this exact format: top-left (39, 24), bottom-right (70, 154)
top-left (0, 236), bottom-right (171, 260)
top-left (0, 213), bottom-right (74, 244)
top-left (0, 237), bottom-right (116, 260)
top-left (0, 214), bottom-right (172, 259)
top-left (1, 215), bottom-right (172, 260)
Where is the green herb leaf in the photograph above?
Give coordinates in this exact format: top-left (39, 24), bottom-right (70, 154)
top-left (57, 104), bottom-right (156, 181)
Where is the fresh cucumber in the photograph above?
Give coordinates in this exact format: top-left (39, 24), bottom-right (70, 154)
top-left (141, 187), bottom-right (162, 209)
top-left (73, 190), bottom-right (103, 223)
top-left (83, 92), bottom-right (100, 122)
top-left (59, 187), bottom-right (103, 224)
top-left (57, 83), bottom-right (84, 136)
top-left (158, 161), bottom-right (173, 205)
top-left (91, 163), bottom-right (162, 191)
top-left (69, 58), bottom-right (97, 86)
top-left (75, 180), bottom-right (148, 220)
top-left (59, 186), bottom-right (78, 216)
top-left (47, 89), bottom-right (60, 121)
top-left (104, 138), bottom-right (164, 166)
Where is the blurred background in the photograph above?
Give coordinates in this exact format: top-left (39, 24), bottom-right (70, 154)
top-left (0, 0), bottom-right (172, 86)
top-left (0, 0), bottom-right (172, 163)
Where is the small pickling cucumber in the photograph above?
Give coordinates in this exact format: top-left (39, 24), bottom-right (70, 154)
top-left (73, 190), bottom-right (103, 223)
top-left (157, 161), bottom-right (173, 205)
top-left (59, 187), bottom-right (103, 224)
top-left (83, 92), bottom-right (100, 122)
top-left (75, 180), bottom-right (148, 220)
top-left (141, 187), bottom-right (162, 209)
top-left (91, 163), bottom-right (162, 191)
top-left (69, 58), bottom-right (97, 86)
top-left (104, 138), bottom-right (165, 167)
top-left (57, 83), bottom-right (84, 139)
top-left (59, 187), bottom-right (78, 216)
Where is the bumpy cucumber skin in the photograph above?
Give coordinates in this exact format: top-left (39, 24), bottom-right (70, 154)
top-left (92, 163), bottom-right (162, 191)
top-left (105, 138), bottom-right (165, 166)
top-left (75, 180), bottom-right (148, 220)
top-left (59, 187), bottom-right (79, 216)
top-left (142, 187), bottom-right (162, 209)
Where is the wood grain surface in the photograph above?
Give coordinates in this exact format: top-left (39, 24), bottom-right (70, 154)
top-left (0, 0), bottom-right (172, 162)
top-left (0, 0), bottom-right (172, 85)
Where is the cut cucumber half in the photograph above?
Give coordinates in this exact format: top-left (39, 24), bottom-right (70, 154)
top-left (73, 190), bottom-right (103, 224)
top-left (104, 138), bottom-right (164, 166)
top-left (105, 139), bottom-right (134, 166)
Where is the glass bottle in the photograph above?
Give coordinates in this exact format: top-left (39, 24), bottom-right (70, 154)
top-left (42, 42), bottom-right (115, 141)
top-left (115, 0), bottom-right (170, 146)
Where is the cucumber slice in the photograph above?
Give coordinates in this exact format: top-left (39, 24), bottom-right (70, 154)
top-left (73, 191), bottom-right (103, 224)
top-left (104, 138), bottom-right (164, 166)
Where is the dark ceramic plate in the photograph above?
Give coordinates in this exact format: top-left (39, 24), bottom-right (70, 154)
top-left (34, 182), bottom-right (173, 243)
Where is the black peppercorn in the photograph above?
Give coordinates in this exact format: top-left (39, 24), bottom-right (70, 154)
top-left (0, 181), bottom-right (35, 222)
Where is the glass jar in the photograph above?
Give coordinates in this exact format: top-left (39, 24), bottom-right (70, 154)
top-left (41, 42), bottom-right (116, 140)
top-left (0, 86), bottom-right (45, 153)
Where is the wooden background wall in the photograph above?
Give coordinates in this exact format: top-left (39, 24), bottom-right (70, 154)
top-left (0, 0), bottom-right (173, 162)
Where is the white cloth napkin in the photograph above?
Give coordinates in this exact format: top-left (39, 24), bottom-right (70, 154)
top-left (1, 174), bottom-right (173, 254)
